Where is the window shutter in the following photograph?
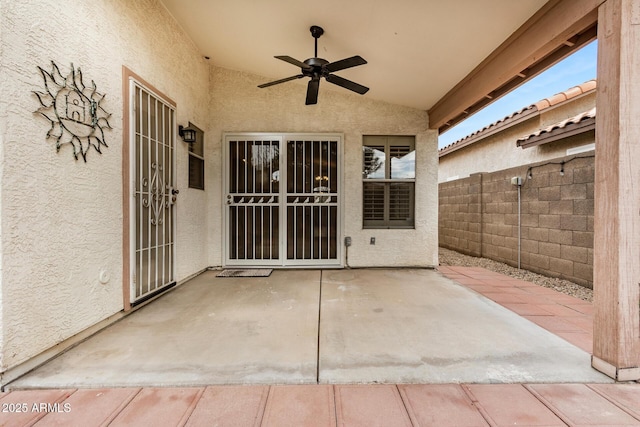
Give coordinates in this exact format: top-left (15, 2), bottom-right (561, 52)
top-left (363, 182), bottom-right (385, 221)
top-left (363, 145), bottom-right (385, 179)
top-left (188, 125), bottom-right (205, 190)
top-left (389, 183), bottom-right (413, 221)
top-left (189, 155), bottom-right (205, 190)
top-left (362, 136), bottom-right (415, 228)
top-left (389, 145), bottom-right (410, 159)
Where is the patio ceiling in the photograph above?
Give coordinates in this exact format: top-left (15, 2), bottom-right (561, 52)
top-left (159, 0), bottom-right (599, 131)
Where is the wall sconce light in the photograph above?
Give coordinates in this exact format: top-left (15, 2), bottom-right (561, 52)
top-left (560, 162), bottom-right (565, 176)
top-left (179, 125), bottom-right (196, 143)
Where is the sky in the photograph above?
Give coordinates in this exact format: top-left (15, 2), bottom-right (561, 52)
top-left (438, 40), bottom-right (598, 149)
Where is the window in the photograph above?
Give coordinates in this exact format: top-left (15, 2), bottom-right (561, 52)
top-left (363, 136), bottom-right (415, 228)
top-left (188, 123), bottom-right (204, 190)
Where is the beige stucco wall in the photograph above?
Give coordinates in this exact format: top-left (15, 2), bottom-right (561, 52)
top-left (208, 66), bottom-right (438, 268)
top-left (438, 91), bottom-right (596, 183)
top-left (0, 0), bottom-right (6, 375)
top-left (0, 0), bottom-right (439, 373)
top-left (0, 0), bottom-right (209, 370)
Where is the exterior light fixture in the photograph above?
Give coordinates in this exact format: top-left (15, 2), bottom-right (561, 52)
top-left (179, 125), bottom-right (196, 143)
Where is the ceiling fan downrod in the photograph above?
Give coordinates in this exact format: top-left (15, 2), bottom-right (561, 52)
top-left (310, 25), bottom-right (324, 58)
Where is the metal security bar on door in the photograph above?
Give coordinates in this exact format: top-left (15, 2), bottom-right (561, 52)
top-left (227, 138), bottom-right (281, 264)
top-left (225, 134), bottom-right (341, 267)
top-left (131, 80), bottom-right (176, 303)
top-left (285, 139), bottom-right (339, 264)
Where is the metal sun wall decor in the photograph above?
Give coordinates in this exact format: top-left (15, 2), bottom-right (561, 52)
top-left (34, 61), bottom-right (112, 162)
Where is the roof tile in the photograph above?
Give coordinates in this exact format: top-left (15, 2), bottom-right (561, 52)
top-left (534, 79), bottom-right (596, 111)
top-left (440, 79), bottom-right (597, 156)
top-left (517, 107), bottom-right (596, 145)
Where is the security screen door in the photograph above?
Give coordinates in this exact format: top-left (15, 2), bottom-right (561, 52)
top-left (130, 79), bottom-right (176, 303)
top-left (225, 134), bottom-right (341, 267)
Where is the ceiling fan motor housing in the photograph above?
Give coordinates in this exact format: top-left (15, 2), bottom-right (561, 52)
top-left (303, 57), bottom-right (329, 78)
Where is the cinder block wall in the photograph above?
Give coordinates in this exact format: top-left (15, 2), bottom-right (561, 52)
top-left (438, 174), bottom-right (483, 257)
top-left (439, 154), bottom-right (594, 288)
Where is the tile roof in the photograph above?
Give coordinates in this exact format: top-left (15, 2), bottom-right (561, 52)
top-left (516, 107), bottom-right (596, 148)
top-left (439, 79), bottom-right (597, 157)
top-left (533, 79), bottom-right (596, 110)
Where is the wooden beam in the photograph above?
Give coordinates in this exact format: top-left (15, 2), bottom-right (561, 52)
top-left (592, 0), bottom-right (640, 381)
top-left (429, 0), bottom-right (602, 131)
top-left (437, 23), bottom-right (596, 134)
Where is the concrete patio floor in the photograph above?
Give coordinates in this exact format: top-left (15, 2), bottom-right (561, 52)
top-left (4, 266), bottom-right (640, 426)
top-left (7, 268), bottom-right (610, 389)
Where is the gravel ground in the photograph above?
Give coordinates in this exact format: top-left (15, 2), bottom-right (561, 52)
top-left (438, 247), bottom-right (593, 302)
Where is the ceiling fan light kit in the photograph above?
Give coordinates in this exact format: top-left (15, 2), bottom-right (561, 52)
top-left (258, 25), bottom-right (369, 105)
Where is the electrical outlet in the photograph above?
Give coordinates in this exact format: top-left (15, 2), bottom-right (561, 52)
top-left (344, 236), bottom-right (352, 247)
top-left (370, 237), bottom-right (376, 245)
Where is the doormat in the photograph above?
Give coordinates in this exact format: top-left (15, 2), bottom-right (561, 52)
top-left (216, 269), bottom-right (273, 278)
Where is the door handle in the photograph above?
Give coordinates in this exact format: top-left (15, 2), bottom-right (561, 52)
top-left (169, 187), bottom-right (179, 205)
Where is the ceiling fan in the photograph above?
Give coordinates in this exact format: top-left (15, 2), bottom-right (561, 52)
top-left (258, 25), bottom-right (369, 105)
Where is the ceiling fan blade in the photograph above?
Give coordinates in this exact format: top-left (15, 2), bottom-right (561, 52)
top-left (306, 78), bottom-right (320, 105)
top-left (258, 74), bottom-right (304, 88)
top-left (324, 55), bottom-right (367, 73)
top-left (275, 55), bottom-right (313, 70)
top-left (325, 74), bottom-right (369, 95)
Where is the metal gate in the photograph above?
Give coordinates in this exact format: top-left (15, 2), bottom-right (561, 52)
top-left (130, 79), bottom-right (176, 303)
top-left (224, 134), bottom-right (341, 267)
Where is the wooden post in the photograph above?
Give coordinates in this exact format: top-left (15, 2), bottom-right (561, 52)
top-left (592, 0), bottom-right (640, 381)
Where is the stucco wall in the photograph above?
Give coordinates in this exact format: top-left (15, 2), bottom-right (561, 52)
top-left (208, 66), bottom-right (438, 268)
top-left (0, 0), bottom-right (7, 373)
top-left (438, 91), bottom-right (596, 183)
top-left (0, 0), bottom-right (440, 373)
top-left (0, 0), bottom-right (209, 370)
